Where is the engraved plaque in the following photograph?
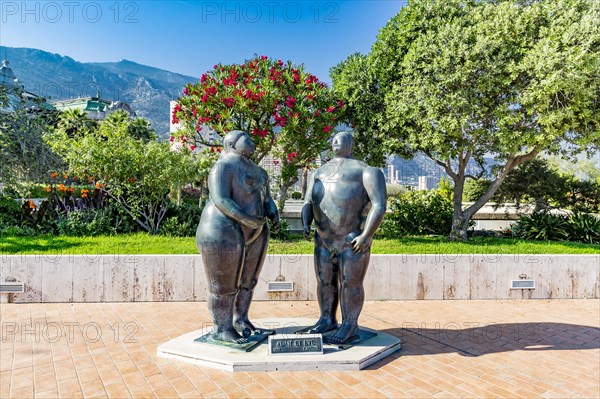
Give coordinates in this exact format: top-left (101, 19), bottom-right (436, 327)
top-left (268, 334), bottom-right (323, 355)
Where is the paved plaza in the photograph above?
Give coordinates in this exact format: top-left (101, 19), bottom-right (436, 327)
top-left (1, 299), bottom-right (598, 398)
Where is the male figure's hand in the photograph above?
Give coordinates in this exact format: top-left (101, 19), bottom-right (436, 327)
top-left (270, 214), bottom-right (280, 234)
top-left (351, 234), bottom-right (372, 253)
top-left (303, 226), bottom-right (311, 240)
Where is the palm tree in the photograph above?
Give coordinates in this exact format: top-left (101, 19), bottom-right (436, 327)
top-left (102, 110), bottom-right (130, 132)
top-left (128, 117), bottom-right (156, 142)
top-left (57, 108), bottom-right (95, 137)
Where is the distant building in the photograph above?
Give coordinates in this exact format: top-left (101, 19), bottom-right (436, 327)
top-left (418, 175), bottom-right (437, 191)
top-left (0, 59), bottom-right (53, 113)
top-left (387, 164), bottom-right (401, 184)
top-left (52, 91), bottom-right (134, 121)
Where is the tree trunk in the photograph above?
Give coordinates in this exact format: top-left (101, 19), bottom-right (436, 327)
top-left (448, 175), bottom-right (470, 241)
top-left (276, 184), bottom-right (287, 213)
top-left (300, 167), bottom-right (309, 200)
top-left (447, 147), bottom-right (541, 241)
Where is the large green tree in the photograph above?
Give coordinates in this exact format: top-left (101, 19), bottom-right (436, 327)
top-left (333, 0), bottom-right (599, 240)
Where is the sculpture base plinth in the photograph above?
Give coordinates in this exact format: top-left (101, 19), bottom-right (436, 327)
top-left (157, 318), bottom-right (401, 372)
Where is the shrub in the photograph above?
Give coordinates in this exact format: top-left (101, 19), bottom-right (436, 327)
top-left (512, 211), bottom-right (600, 244)
top-left (378, 190), bottom-right (453, 237)
top-left (565, 212), bottom-right (600, 244)
top-left (0, 223), bottom-right (37, 237)
top-left (291, 192), bottom-right (302, 200)
top-left (158, 203), bottom-right (203, 237)
top-left (55, 209), bottom-right (116, 236)
top-left (269, 218), bottom-right (291, 241)
top-left (0, 195), bottom-right (23, 226)
top-left (511, 212), bottom-right (569, 241)
top-left (386, 184), bottom-right (406, 199)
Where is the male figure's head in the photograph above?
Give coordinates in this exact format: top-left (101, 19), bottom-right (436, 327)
top-left (331, 132), bottom-right (354, 159)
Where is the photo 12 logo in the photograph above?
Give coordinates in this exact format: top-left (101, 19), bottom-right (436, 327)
top-left (1, 1), bottom-right (140, 24)
top-left (1, 321), bottom-right (139, 344)
top-left (201, 1), bottom-right (339, 23)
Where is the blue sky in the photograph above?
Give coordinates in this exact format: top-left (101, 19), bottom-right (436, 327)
top-left (0, 1), bottom-right (405, 82)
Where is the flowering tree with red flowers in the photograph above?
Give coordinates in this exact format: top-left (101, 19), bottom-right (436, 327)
top-left (172, 55), bottom-right (343, 207)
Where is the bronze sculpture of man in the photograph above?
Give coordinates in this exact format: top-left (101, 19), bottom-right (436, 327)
top-left (302, 131), bottom-right (387, 345)
top-left (196, 130), bottom-right (280, 344)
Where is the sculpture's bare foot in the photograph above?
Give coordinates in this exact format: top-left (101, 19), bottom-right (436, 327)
top-left (328, 322), bottom-right (359, 345)
top-left (234, 318), bottom-right (275, 336)
top-left (211, 328), bottom-right (248, 344)
top-left (297, 317), bottom-right (338, 334)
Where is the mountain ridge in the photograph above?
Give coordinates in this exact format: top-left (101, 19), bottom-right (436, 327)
top-left (1, 46), bottom-right (196, 136)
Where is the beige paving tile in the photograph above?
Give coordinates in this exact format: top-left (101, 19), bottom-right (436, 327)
top-left (34, 389), bottom-right (60, 398)
top-left (57, 377), bottom-right (84, 398)
top-left (81, 379), bottom-right (108, 398)
top-left (129, 385), bottom-right (158, 399)
top-left (104, 382), bottom-right (131, 399)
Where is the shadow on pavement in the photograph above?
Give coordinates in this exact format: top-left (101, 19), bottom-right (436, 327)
top-left (381, 322), bottom-right (600, 358)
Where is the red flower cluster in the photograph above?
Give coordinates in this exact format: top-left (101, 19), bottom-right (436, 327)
top-left (324, 125), bottom-right (332, 133)
top-left (274, 113), bottom-right (287, 127)
top-left (252, 128), bottom-right (269, 138)
top-left (172, 103), bottom-right (182, 124)
top-left (222, 97), bottom-right (235, 107)
top-left (305, 74), bottom-right (319, 85)
top-left (292, 69), bottom-right (300, 83)
top-left (269, 66), bottom-right (283, 83)
top-left (223, 76), bottom-right (236, 86)
top-left (285, 96), bottom-right (296, 108)
top-left (287, 151), bottom-right (298, 161)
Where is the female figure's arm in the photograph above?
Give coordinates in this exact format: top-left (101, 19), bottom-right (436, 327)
top-left (209, 162), bottom-right (264, 229)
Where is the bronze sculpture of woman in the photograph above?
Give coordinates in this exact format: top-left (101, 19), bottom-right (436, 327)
top-left (196, 130), bottom-right (280, 343)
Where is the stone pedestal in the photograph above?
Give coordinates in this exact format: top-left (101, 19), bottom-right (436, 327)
top-left (157, 318), bottom-right (401, 372)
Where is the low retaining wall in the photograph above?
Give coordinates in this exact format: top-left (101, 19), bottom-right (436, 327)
top-left (1, 254), bottom-right (598, 303)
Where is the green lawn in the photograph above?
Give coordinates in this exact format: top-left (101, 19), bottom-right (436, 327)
top-left (1, 233), bottom-right (598, 255)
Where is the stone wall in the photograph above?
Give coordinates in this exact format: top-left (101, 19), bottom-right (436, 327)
top-left (1, 255), bottom-right (598, 303)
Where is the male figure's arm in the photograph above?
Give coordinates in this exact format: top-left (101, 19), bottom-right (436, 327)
top-left (351, 167), bottom-right (387, 253)
top-left (301, 172), bottom-right (315, 240)
top-left (264, 172), bottom-right (280, 234)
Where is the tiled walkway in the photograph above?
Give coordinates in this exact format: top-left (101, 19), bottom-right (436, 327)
top-left (1, 299), bottom-right (599, 398)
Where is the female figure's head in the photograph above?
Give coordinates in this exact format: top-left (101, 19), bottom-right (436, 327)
top-left (223, 130), bottom-right (255, 159)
